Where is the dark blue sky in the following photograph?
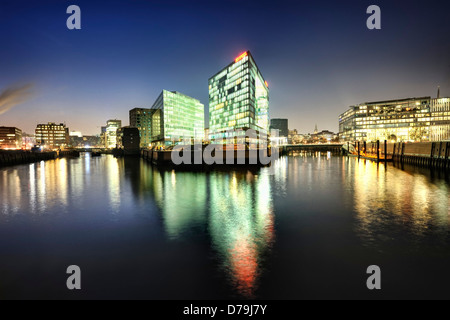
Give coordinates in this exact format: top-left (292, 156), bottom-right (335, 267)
top-left (1, 0), bottom-right (450, 135)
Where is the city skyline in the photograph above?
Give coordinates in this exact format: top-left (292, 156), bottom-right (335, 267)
top-left (1, 0), bottom-right (450, 135)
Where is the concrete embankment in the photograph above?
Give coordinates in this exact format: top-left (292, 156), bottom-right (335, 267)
top-left (0, 150), bottom-right (82, 167)
top-left (0, 151), bottom-right (58, 167)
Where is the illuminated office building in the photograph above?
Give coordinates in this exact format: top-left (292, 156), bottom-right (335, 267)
top-left (430, 97), bottom-right (450, 141)
top-left (339, 96), bottom-right (450, 142)
top-left (209, 51), bottom-right (269, 143)
top-left (151, 90), bottom-right (204, 146)
top-left (35, 123), bottom-right (69, 149)
top-left (129, 108), bottom-right (155, 148)
top-left (0, 127), bottom-right (22, 149)
top-left (105, 119), bottom-right (122, 148)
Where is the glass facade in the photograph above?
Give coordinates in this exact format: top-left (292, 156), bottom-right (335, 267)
top-left (151, 90), bottom-right (204, 146)
top-left (35, 123), bottom-right (69, 149)
top-left (209, 51), bottom-right (269, 142)
top-left (270, 118), bottom-right (289, 137)
top-left (339, 97), bottom-right (450, 142)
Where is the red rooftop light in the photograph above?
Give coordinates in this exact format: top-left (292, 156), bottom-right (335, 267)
top-left (235, 52), bottom-right (248, 63)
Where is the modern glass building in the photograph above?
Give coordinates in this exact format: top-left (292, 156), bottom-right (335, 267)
top-left (151, 90), bottom-right (204, 146)
top-left (35, 123), bottom-right (69, 149)
top-left (209, 51), bottom-right (269, 143)
top-left (339, 96), bottom-right (450, 142)
top-left (130, 108), bottom-right (155, 148)
top-left (104, 119), bottom-right (122, 148)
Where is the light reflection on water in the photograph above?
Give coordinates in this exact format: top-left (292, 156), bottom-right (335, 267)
top-left (1, 153), bottom-right (450, 299)
top-left (345, 158), bottom-right (450, 248)
top-left (137, 164), bottom-right (274, 297)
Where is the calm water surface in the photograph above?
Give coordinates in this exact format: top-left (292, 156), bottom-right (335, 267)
top-left (1, 153), bottom-right (450, 299)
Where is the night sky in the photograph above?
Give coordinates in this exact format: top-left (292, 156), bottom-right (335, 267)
top-left (1, 0), bottom-right (450, 135)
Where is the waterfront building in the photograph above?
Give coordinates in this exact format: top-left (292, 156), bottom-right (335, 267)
top-left (35, 123), bottom-right (69, 149)
top-left (270, 118), bottom-right (289, 138)
top-left (430, 97), bottom-right (450, 141)
top-left (104, 120), bottom-right (122, 148)
top-left (129, 108), bottom-right (155, 148)
top-left (0, 127), bottom-right (23, 149)
top-left (339, 95), bottom-right (450, 142)
top-left (151, 90), bottom-right (204, 147)
top-left (339, 97), bottom-right (433, 142)
top-left (117, 126), bottom-right (140, 154)
top-left (209, 51), bottom-right (269, 144)
top-left (22, 133), bottom-right (35, 150)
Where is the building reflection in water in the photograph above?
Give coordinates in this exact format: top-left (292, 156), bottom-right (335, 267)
top-left (151, 169), bottom-right (207, 239)
top-left (208, 170), bottom-right (274, 298)
top-left (0, 155), bottom-right (99, 217)
top-left (346, 158), bottom-right (450, 247)
top-left (140, 164), bottom-right (275, 298)
top-left (107, 156), bottom-right (121, 214)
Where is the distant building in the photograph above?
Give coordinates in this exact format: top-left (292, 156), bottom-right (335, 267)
top-left (35, 123), bottom-right (69, 149)
top-left (312, 130), bottom-right (338, 142)
top-left (288, 129), bottom-right (302, 145)
top-left (100, 126), bottom-right (107, 148)
top-left (22, 132), bottom-right (35, 150)
top-left (130, 108), bottom-right (155, 148)
top-left (117, 126), bottom-right (140, 155)
top-left (69, 131), bottom-right (82, 138)
top-left (270, 119), bottom-right (289, 137)
top-left (0, 127), bottom-right (23, 149)
top-left (209, 51), bottom-right (269, 144)
top-left (70, 135), bottom-right (102, 148)
top-left (104, 120), bottom-right (122, 148)
top-left (151, 90), bottom-right (204, 147)
top-left (204, 128), bottom-right (210, 143)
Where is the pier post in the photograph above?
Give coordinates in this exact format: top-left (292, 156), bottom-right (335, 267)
top-left (445, 142), bottom-right (450, 170)
top-left (376, 140), bottom-right (380, 162)
top-left (384, 140), bottom-right (387, 162)
top-left (357, 141), bottom-right (360, 159)
top-left (401, 142), bottom-right (405, 164)
top-left (430, 142), bottom-right (435, 168)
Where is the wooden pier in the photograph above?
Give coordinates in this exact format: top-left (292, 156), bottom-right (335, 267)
top-left (345, 140), bottom-right (450, 169)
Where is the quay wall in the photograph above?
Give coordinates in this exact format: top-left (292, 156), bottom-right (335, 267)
top-left (0, 151), bottom-right (58, 167)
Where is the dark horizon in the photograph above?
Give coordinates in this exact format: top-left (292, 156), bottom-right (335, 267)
top-left (1, 0), bottom-right (450, 135)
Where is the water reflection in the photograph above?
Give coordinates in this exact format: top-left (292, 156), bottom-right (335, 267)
top-left (209, 170), bottom-right (274, 298)
top-left (152, 170), bottom-right (207, 239)
top-left (346, 158), bottom-right (450, 248)
top-left (2, 153), bottom-right (450, 299)
top-left (114, 158), bottom-right (275, 297)
top-left (133, 164), bottom-right (275, 298)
